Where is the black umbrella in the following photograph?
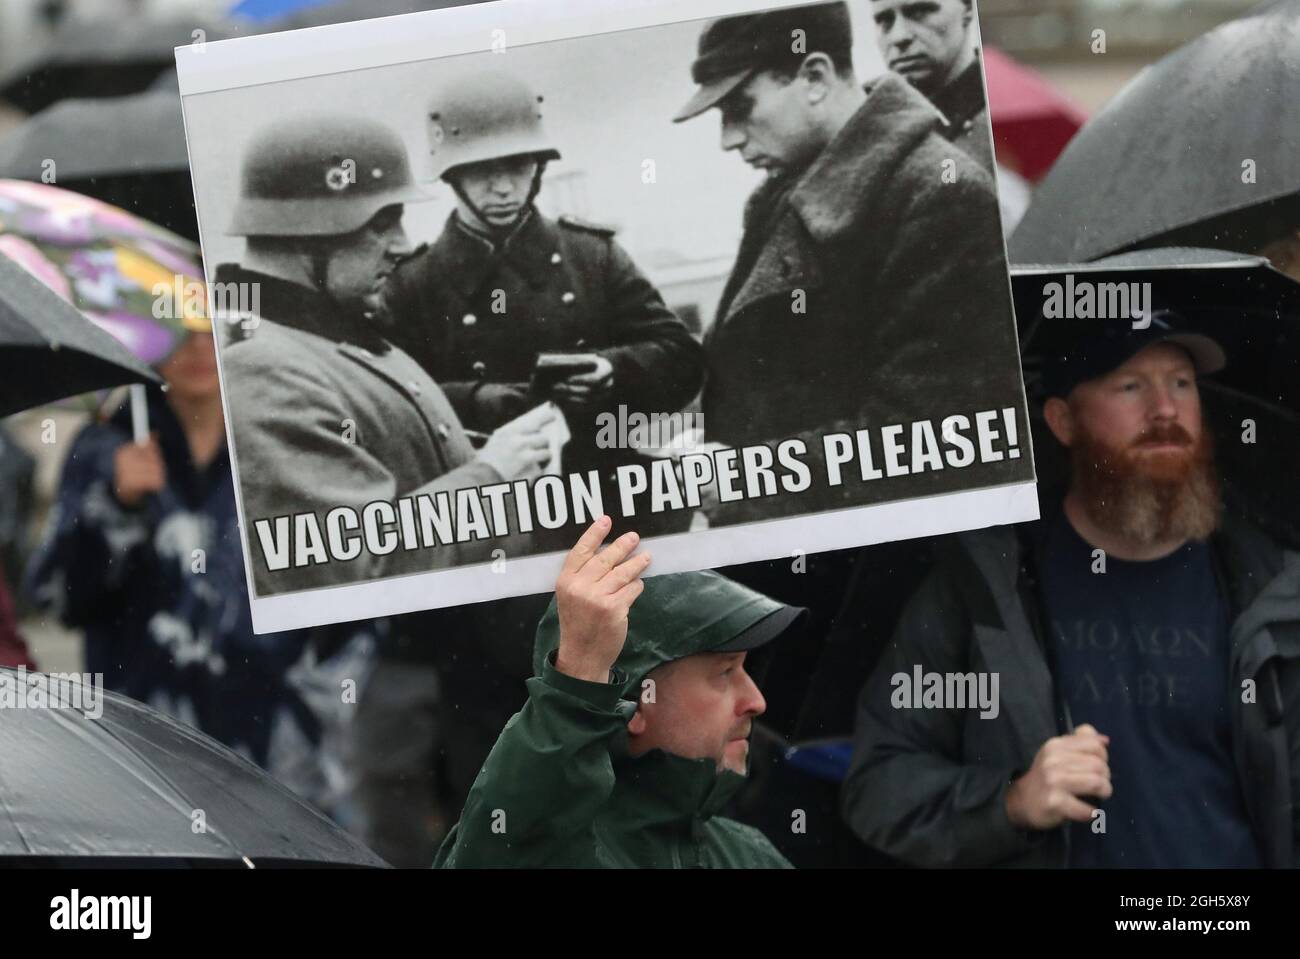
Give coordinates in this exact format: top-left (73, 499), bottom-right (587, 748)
top-left (1008, 0), bottom-right (1300, 264)
top-left (1012, 247), bottom-right (1300, 546)
top-left (0, 667), bottom-right (386, 866)
top-left (0, 15), bottom-right (236, 115)
top-left (0, 86), bottom-right (197, 240)
top-left (0, 251), bottom-right (159, 417)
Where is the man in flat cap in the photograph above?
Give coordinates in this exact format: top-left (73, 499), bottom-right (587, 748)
top-left (674, 1), bottom-right (1020, 526)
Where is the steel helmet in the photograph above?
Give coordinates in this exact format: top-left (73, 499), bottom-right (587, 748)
top-left (426, 71), bottom-right (561, 182)
top-left (227, 114), bottom-right (430, 237)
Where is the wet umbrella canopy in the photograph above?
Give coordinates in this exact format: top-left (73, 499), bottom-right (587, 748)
top-left (0, 86), bottom-right (195, 239)
top-left (1009, 0), bottom-right (1300, 264)
top-left (0, 15), bottom-right (235, 115)
top-left (0, 247), bottom-right (158, 417)
top-left (0, 179), bottom-right (208, 370)
top-left (0, 667), bottom-right (386, 866)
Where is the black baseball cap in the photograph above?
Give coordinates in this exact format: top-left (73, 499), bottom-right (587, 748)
top-left (672, 2), bottom-right (853, 123)
top-left (1040, 311), bottom-right (1227, 399)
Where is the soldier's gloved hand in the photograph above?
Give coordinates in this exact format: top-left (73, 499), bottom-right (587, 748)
top-left (550, 355), bottom-right (614, 412)
top-left (476, 403), bottom-right (561, 481)
top-left (554, 517), bottom-right (651, 683)
top-left (471, 382), bottom-right (532, 430)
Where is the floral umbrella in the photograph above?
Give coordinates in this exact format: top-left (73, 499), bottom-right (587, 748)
top-left (0, 179), bottom-right (209, 419)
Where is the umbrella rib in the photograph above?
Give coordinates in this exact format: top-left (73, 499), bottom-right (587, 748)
top-left (1201, 380), bottom-right (1300, 424)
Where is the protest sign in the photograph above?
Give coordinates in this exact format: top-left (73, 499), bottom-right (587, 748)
top-left (175, 0), bottom-right (1036, 631)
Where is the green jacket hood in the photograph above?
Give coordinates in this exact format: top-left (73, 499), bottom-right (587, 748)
top-left (532, 569), bottom-right (790, 697)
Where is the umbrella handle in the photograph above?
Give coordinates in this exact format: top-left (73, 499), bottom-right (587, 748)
top-left (129, 384), bottom-right (150, 444)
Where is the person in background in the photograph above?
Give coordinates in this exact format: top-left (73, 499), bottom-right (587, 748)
top-left (0, 566), bottom-right (35, 669)
top-left (843, 317), bottom-right (1300, 867)
top-left (24, 325), bottom-right (372, 813)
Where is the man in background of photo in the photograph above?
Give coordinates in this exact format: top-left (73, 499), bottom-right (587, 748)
top-left (869, 0), bottom-right (993, 172)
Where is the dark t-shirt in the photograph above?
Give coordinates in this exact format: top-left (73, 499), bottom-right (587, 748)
top-left (1038, 511), bottom-right (1261, 868)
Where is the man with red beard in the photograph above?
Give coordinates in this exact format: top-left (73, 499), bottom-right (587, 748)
top-left (843, 315), bottom-right (1300, 867)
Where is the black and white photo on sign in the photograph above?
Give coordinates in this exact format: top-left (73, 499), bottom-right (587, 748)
top-left (175, 0), bottom-right (1036, 632)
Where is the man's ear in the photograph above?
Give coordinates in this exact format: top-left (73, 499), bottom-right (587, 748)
top-left (798, 53), bottom-right (836, 103)
top-left (1043, 396), bottom-right (1075, 448)
top-left (627, 707), bottom-right (647, 737)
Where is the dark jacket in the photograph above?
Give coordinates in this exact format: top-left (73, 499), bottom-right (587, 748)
top-left (842, 511), bottom-right (1300, 867)
top-left (382, 209), bottom-right (703, 434)
top-left (216, 266), bottom-right (507, 596)
top-left (434, 570), bottom-right (795, 868)
top-left (701, 73), bottom-right (1026, 525)
top-left (930, 57), bottom-right (995, 174)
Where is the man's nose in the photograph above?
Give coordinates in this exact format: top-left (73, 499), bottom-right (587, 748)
top-left (887, 21), bottom-right (915, 49)
top-left (490, 173), bottom-right (515, 194)
top-left (738, 670), bottom-right (766, 718)
top-left (387, 225), bottom-right (414, 258)
top-left (720, 118), bottom-right (745, 152)
top-left (1148, 382), bottom-right (1179, 420)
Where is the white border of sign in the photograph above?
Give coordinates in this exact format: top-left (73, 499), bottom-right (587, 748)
top-left (176, 0), bottom-right (1038, 633)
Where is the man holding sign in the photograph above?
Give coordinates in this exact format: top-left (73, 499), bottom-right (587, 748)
top-left (435, 516), bottom-right (806, 868)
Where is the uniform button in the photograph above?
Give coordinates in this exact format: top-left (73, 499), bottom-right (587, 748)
top-left (550, 252), bottom-right (562, 265)
top-left (472, 361), bottom-right (487, 376)
top-left (437, 423), bottom-right (451, 440)
top-left (561, 292), bottom-right (576, 305)
top-left (407, 381), bottom-right (422, 396)
top-left (462, 313), bottom-right (477, 326)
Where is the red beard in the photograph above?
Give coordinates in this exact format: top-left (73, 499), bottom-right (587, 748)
top-left (1071, 419), bottom-right (1221, 545)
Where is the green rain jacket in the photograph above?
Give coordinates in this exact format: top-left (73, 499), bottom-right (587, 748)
top-left (434, 571), bottom-right (797, 868)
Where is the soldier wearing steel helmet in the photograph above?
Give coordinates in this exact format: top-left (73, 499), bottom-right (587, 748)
top-left (382, 70), bottom-right (704, 542)
top-left (215, 113), bottom-right (558, 596)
